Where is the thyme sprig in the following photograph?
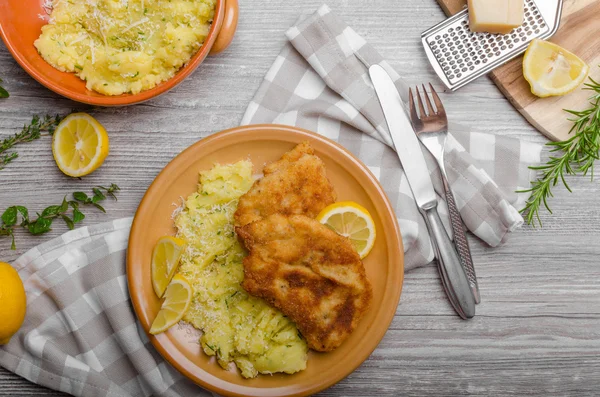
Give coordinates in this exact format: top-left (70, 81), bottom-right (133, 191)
top-left (0, 114), bottom-right (64, 170)
top-left (0, 184), bottom-right (120, 250)
top-left (519, 74), bottom-right (600, 227)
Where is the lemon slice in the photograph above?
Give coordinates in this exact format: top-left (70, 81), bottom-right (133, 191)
top-left (52, 113), bottom-right (109, 177)
top-left (150, 274), bottom-right (193, 335)
top-left (151, 236), bottom-right (185, 298)
top-left (316, 201), bottom-right (376, 259)
top-left (523, 39), bottom-right (589, 98)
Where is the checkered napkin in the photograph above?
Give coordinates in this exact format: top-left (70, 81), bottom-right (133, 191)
top-left (241, 4), bottom-right (542, 269)
top-left (0, 219), bottom-right (211, 397)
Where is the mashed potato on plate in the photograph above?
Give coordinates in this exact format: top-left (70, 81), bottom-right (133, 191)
top-left (34, 0), bottom-right (216, 95)
top-left (174, 161), bottom-right (308, 378)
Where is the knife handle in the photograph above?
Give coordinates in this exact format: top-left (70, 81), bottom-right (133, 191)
top-left (423, 205), bottom-right (476, 319)
top-left (442, 175), bottom-right (481, 304)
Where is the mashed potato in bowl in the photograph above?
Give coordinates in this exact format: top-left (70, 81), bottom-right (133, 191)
top-left (34, 0), bottom-right (216, 96)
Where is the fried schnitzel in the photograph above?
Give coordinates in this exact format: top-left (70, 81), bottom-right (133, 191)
top-left (234, 142), bottom-right (336, 227)
top-left (236, 214), bottom-right (373, 352)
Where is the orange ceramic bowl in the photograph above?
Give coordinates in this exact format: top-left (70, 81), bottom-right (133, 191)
top-left (0, 0), bottom-right (238, 106)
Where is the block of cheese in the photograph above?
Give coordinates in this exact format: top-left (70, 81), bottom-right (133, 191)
top-left (468, 0), bottom-right (524, 34)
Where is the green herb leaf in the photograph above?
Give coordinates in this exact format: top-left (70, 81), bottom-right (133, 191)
top-left (28, 217), bottom-right (53, 235)
top-left (1, 184), bottom-right (120, 248)
top-left (92, 189), bottom-right (106, 203)
top-left (106, 184), bottom-right (120, 200)
top-left (41, 205), bottom-right (61, 218)
top-left (0, 78), bottom-right (8, 98)
top-left (92, 188), bottom-right (105, 199)
top-left (0, 228), bottom-right (17, 250)
top-left (72, 208), bottom-right (85, 223)
top-left (15, 206), bottom-right (29, 222)
top-left (59, 197), bottom-right (69, 213)
top-left (61, 215), bottom-right (74, 230)
top-left (73, 192), bottom-right (89, 202)
top-left (1, 206), bottom-right (18, 226)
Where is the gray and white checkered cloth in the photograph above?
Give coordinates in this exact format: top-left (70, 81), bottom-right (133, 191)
top-left (0, 219), bottom-right (212, 397)
top-left (241, 4), bottom-right (542, 269)
top-left (0, 4), bottom-right (543, 397)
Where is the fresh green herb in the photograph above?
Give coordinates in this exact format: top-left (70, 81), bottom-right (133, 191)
top-left (74, 64), bottom-right (83, 70)
top-left (0, 78), bottom-right (8, 98)
top-left (0, 184), bottom-right (120, 249)
top-left (0, 114), bottom-right (64, 171)
top-left (520, 73), bottom-right (600, 226)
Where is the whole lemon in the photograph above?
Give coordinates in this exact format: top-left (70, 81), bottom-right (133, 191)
top-left (0, 262), bottom-right (26, 345)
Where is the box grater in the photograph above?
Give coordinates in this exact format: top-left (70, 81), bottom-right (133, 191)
top-left (422, 0), bottom-right (563, 91)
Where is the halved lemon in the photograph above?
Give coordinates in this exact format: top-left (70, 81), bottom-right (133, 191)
top-left (316, 201), bottom-right (376, 259)
top-left (150, 274), bottom-right (193, 335)
top-left (52, 113), bottom-right (109, 177)
top-left (523, 39), bottom-right (589, 98)
top-left (151, 236), bottom-right (185, 298)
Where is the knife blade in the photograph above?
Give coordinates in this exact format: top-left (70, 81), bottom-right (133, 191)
top-left (369, 64), bottom-right (475, 319)
top-left (369, 67), bottom-right (437, 211)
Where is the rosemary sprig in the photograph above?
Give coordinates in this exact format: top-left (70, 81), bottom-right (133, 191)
top-left (519, 73), bottom-right (600, 227)
top-left (0, 184), bottom-right (120, 250)
top-left (0, 114), bottom-right (64, 170)
top-left (0, 78), bottom-right (8, 98)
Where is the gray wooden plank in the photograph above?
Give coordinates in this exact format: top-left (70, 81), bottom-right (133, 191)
top-left (1, 0), bottom-right (599, 395)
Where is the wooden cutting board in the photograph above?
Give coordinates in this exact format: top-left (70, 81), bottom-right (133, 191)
top-left (436, 0), bottom-right (600, 141)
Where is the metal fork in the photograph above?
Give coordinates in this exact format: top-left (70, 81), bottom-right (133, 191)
top-left (409, 84), bottom-right (481, 304)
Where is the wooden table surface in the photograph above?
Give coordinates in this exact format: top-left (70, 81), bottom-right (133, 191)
top-left (1, 0), bottom-right (599, 395)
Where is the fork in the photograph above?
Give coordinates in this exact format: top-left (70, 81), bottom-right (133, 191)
top-left (409, 84), bottom-right (481, 304)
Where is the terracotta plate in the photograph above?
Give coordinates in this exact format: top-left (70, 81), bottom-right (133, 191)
top-left (127, 124), bottom-right (404, 397)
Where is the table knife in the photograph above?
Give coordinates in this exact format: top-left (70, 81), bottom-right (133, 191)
top-left (369, 64), bottom-right (475, 319)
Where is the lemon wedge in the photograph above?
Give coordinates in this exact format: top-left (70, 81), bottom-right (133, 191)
top-left (151, 236), bottom-right (185, 298)
top-left (523, 39), bottom-right (589, 98)
top-left (316, 201), bottom-right (376, 259)
top-left (52, 113), bottom-right (109, 177)
top-left (0, 262), bottom-right (27, 345)
top-left (150, 274), bottom-right (193, 335)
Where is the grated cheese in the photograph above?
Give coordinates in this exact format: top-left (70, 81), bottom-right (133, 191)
top-left (173, 161), bottom-right (308, 379)
top-left (121, 17), bottom-right (150, 34)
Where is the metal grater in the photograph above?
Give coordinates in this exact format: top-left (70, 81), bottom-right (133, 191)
top-left (422, 0), bottom-right (563, 91)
